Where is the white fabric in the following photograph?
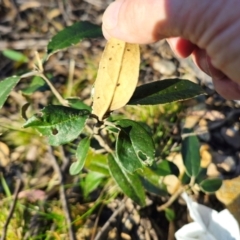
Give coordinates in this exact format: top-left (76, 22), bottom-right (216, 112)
top-left (175, 192), bottom-right (240, 240)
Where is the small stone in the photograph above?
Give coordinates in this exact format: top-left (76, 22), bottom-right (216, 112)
top-left (221, 127), bottom-right (240, 150)
top-left (212, 151), bottom-right (236, 173)
top-left (0, 142), bottom-right (10, 167)
top-left (152, 59), bottom-right (176, 76)
top-left (121, 232), bottom-right (131, 240)
top-left (163, 175), bottom-right (181, 195)
top-left (181, 73), bottom-right (197, 83)
top-left (200, 144), bottom-right (212, 168)
top-left (207, 163), bottom-right (220, 177)
top-left (122, 217), bottom-right (135, 232)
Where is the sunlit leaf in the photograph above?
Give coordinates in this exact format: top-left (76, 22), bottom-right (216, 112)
top-left (116, 129), bottom-right (143, 172)
top-left (85, 150), bottom-right (110, 176)
top-left (181, 129), bottom-right (201, 177)
top-left (128, 79), bottom-right (205, 105)
top-left (92, 38), bottom-right (140, 121)
top-left (108, 154), bottom-right (145, 206)
top-left (200, 178), bottom-right (222, 193)
top-left (2, 49), bottom-right (28, 63)
top-left (67, 97), bottom-right (92, 111)
top-left (165, 208), bottom-right (175, 221)
top-left (47, 21), bottom-right (103, 55)
top-left (0, 76), bottom-right (21, 109)
top-left (23, 105), bottom-right (90, 146)
top-left (21, 76), bottom-right (46, 95)
top-left (69, 137), bottom-right (90, 175)
top-left (80, 171), bottom-right (106, 199)
top-left (216, 176), bottom-right (240, 220)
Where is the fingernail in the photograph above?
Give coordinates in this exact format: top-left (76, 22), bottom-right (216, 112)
top-left (103, 0), bottom-right (124, 30)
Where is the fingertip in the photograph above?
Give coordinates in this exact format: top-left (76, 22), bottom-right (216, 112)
top-left (167, 37), bottom-right (196, 58)
top-left (102, 0), bottom-right (169, 44)
top-left (102, 25), bottom-right (111, 40)
top-left (212, 78), bottom-right (240, 100)
top-left (102, 0), bottom-right (124, 30)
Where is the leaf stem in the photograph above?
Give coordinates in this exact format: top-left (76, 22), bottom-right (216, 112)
top-left (85, 124), bottom-right (113, 153)
top-left (39, 73), bottom-right (69, 106)
top-left (34, 51), bottom-right (43, 72)
top-left (157, 186), bottom-right (184, 212)
top-left (1, 177), bottom-right (22, 240)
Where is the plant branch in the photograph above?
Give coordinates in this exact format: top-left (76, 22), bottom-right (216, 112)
top-left (1, 177), bottom-right (22, 240)
top-left (94, 198), bottom-right (126, 240)
top-left (39, 73), bottom-right (69, 106)
top-left (48, 146), bottom-right (76, 240)
top-left (66, 59), bottom-right (75, 98)
top-left (90, 201), bottom-right (105, 240)
top-left (157, 186), bottom-right (184, 212)
top-left (85, 124), bottom-right (113, 153)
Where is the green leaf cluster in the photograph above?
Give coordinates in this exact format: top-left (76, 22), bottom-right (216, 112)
top-left (181, 128), bottom-right (222, 192)
top-left (0, 20), bottom-right (221, 208)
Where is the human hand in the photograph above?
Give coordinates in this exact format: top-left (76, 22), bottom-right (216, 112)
top-left (102, 0), bottom-right (240, 100)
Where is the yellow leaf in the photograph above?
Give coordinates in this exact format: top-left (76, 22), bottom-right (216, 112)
top-left (216, 176), bottom-right (240, 225)
top-left (92, 38), bottom-right (140, 121)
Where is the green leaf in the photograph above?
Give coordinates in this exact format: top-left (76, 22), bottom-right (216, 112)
top-left (67, 97), bottom-right (92, 111)
top-left (80, 171), bottom-right (105, 199)
top-left (137, 166), bottom-right (168, 196)
top-left (108, 154), bottom-right (145, 206)
top-left (23, 105), bottom-right (90, 146)
top-left (2, 49), bottom-right (28, 63)
top-left (116, 129), bottom-right (143, 172)
top-left (116, 119), bottom-right (155, 167)
top-left (200, 178), bottom-right (222, 193)
top-left (0, 174), bottom-right (11, 197)
top-left (165, 208), bottom-right (175, 222)
top-left (181, 129), bottom-right (201, 177)
top-left (128, 79), bottom-right (205, 105)
top-left (181, 172), bottom-right (191, 185)
top-left (154, 160), bottom-right (179, 177)
top-left (47, 21), bottom-right (103, 55)
top-left (69, 137), bottom-right (90, 175)
top-left (85, 150), bottom-right (109, 176)
top-left (21, 76), bottom-right (46, 95)
top-left (0, 76), bottom-right (21, 109)
top-left (195, 168), bottom-right (208, 184)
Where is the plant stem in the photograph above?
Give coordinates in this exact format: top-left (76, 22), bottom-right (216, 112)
top-left (157, 186), bottom-right (184, 212)
top-left (48, 146), bottom-right (76, 240)
top-left (1, 178), bottom-right (22, 240)
top-left (39, 73), bottom-right (69, 106)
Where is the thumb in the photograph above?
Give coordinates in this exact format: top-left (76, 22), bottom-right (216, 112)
top-left (102, 0), bottom-right (213, 45)
top-left (102, 0), bottom-right (182, 44)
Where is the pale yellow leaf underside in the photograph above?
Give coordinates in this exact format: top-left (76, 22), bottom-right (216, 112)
top-left (92, 38), bottom-right (140, 121)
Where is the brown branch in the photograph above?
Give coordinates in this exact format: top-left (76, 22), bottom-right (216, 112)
top-left (48, 146), bottom-right (76, 240)
top-left (90, 202), bottom-right (105, 240)
top-left (85, 124), bottom-right (113, 153)
top-left (94, 198), bottom-right (126, 240)
top-left (39, 73), bottom-right (69, 107)
top-left (0, 40), bottom-right (49, 50)
top-left (157, 186), bottom-right (184, 212)
top-left (1, 177), bottom-right (22, 240)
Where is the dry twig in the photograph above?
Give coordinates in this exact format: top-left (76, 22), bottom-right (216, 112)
top-left (157, 186), bottom-right (184, 212)
top-left (48, 146), bottom-right (76, 240)
top-left (94, 198), bottom-right (126, 240)
top-left (1, 177), bottom-right (22, 240)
